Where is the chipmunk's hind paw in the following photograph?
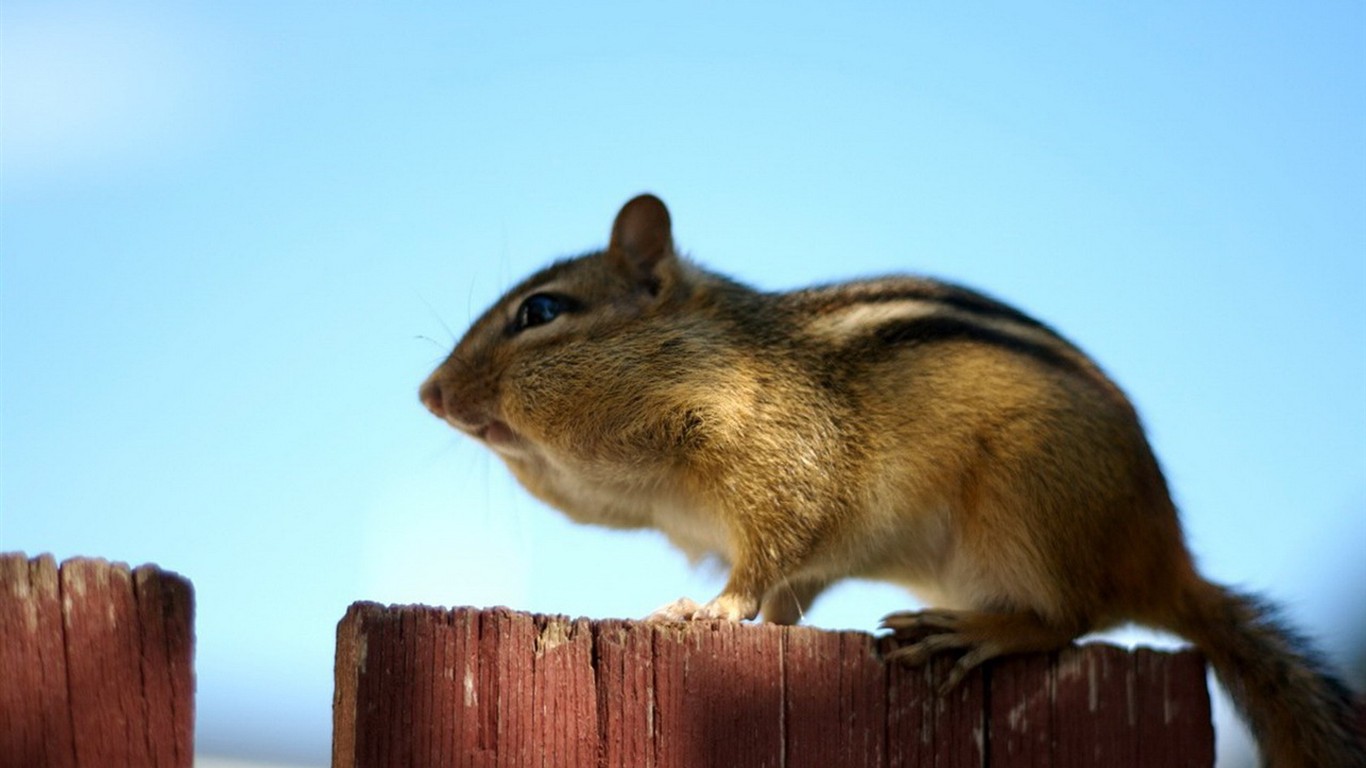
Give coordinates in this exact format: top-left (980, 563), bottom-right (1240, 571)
top-left (881, 608), bottom-right (1080, 695)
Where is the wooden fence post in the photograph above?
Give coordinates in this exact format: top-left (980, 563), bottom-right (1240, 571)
top-left (0, 552), bottom-right (195, 768)
top-left (333, 603), bottom-right (1215, 768)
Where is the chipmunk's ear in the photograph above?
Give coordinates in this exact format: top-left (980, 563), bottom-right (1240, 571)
top-left (608, 194), bottom-right (675, 292)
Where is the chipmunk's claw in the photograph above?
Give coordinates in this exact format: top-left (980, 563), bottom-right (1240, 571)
top-left (881, 608), bottom-right (962, 637)
top-left (881, 609), bottom-right (994, 695)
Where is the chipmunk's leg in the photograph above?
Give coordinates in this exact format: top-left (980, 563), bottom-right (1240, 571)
top-left (881, 609), bottom-right (1084, 694)
top-left (760, 578), bottom-right (830, 625)
top-left (652, 554), bottom-right (786, 623)
top-left (650, 506), bottom-right (835, 623)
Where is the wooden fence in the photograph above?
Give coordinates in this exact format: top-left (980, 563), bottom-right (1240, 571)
top-left (333, 603), bottom-right (1215, 768)
top-left (0, 553), bottom-right (1226, 767)
top-left (0, 552), bottom-right (194, 768)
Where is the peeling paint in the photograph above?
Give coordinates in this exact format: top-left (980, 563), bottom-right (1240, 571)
top-left (463, 666), bottom-right (477, 707)
top-left (11, 578), bottom-right (39, 633)
top-left (1126, 668), bottom-right (1137, 727)
top-left (1056, 653), bottom-right (1083, 682)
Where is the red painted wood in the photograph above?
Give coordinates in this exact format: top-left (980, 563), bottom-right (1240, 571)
top-left (0, 553), bottom-right (75, 768)
top-left (529, 614), bottom-right (598, 768)
top-left (987, 650), bottom-right (1054, 767)
top-left (784, 625), bottom-right (887, 768)
top-left (133, 564), bottom-right (196, 768)
top-left (333, 605), bottom-right (1216, 768)
top-left (652, 619), bottom-right (785, 768)
top-left (932, 655), bottom-right (988, 768)
top-left (593, 619), bottom-right (655, 768)
top-left (1133, 647), bottom-right (1215, 768)
top-left (479, 608), bottom-right (527, 768)
top-left (336, 605), bottom-right (603, 768)
top-left (884, 636), bottom-right (933, 768)
top-left (1053, 643), bottom-right (1140, 767)
top-left (0, 553), bottom-right (194, 768)
top-left (62, 558), bottom-right (150, 766)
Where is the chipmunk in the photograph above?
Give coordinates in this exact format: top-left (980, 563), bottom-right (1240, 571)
top-left (419, 194), bottom-right (1364, 767)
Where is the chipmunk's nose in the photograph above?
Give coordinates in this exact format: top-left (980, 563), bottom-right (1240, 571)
top-left (419, 375), bottom-right (449, 419)
top-left (420, 373), bottom-right (490, 436)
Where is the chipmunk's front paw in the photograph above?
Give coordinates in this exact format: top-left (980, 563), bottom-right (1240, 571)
top-left (647, 596), bottom-right (704, 622)
top-left (647, 593), bottom-right (758, 623)
top-left (695, 593), bottom-right (759, 622)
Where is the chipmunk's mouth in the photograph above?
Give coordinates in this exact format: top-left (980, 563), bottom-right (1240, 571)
top-left (471, 418), bottom-right (525, 454)
top-left (477, 419), bottom-right (514, 444)
top-left (422, 376), bottom-right (525, 454)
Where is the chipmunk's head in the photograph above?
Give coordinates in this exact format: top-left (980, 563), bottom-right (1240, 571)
top-left (419, 194), bottom-right (696, 461)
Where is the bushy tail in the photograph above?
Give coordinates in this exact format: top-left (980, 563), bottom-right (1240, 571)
top-left (1174, 580), bottom-right (1365, 768)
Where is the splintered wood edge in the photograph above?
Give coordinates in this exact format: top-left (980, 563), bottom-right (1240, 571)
top-left (332, 601), bottom-right (381, 768)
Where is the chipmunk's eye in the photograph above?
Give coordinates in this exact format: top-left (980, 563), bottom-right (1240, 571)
top-left (513, 293), bottom-right (573, 332)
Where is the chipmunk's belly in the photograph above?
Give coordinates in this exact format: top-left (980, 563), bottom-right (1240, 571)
top-left (869, 511), bottom-right (1053, 614)
top-left (649, 497), bottom-right (733, 563)
top-left (846, 496), bottom-right (984, 611)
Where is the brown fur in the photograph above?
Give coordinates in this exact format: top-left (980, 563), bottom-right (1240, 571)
top-left (420, 194), bottom-right (1364, 767)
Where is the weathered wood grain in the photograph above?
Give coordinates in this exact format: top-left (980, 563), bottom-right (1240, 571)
top-left (593, 619), bottom-right (655, 768)
top-left (0, 552), bottom-right (194, 768)
top-left (333, 604), bottom-right (1216, 768)
top-left (784, 625), bottom-right (886, 768)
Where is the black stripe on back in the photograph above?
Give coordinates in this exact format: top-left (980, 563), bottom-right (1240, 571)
top-left (933, 284), bottom-right (1051, 330)
top-left (874, 314), bottom-right (1081, 375)
top-left (855, 283), bottom-right (1050, 331)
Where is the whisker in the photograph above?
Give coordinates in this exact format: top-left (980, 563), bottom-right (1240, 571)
top-left (778, 578), bottom-right (806, 623)
top-left (415, 334), bottom-right (447, 350)
top-left (416, 292), bottom-right (457, 344)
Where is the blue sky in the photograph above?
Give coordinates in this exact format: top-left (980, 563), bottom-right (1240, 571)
top-left (2, 3), bottom-right (1362, 766)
